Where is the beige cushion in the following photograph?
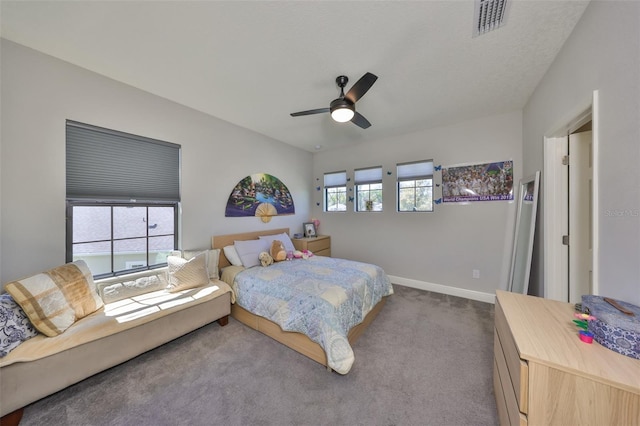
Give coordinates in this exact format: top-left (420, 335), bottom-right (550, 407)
top-left (166, 253), bottom-right (209, 292)
top-left (4, 260), bottom-right (103, 337)
top-left (182, 249), bottom-right (220, 280)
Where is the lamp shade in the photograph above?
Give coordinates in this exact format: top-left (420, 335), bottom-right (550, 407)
top-left (330, 99), bottom-right (355, 123)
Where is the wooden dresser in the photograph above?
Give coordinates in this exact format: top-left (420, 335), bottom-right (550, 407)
top-left (292, 235), bottom-right (331, 257)
top-left (494, 290), bottom-right (640, 426)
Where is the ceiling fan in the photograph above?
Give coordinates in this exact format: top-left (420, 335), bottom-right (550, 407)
top-left (290, 72), bottom-right (378, 129)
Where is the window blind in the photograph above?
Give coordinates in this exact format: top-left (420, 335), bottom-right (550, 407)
top-left (354, 166), bottom-right (382, 184)
top-left (324, 171), bottom-right (347, 188)
top-left (397, 160), bottom-right (434, 181)
top-left (66, 120), bottom-right (181, 201)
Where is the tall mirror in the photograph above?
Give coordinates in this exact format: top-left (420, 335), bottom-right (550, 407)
top-left (508, 171), bottom-right (540, 294)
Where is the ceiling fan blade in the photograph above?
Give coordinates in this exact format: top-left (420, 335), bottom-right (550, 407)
top-left (290, 108), bottom-right (330, 117)
top-left (351, 111), bottom-right (372, 129)
top-left (345, 72), bottom-right (378, 104)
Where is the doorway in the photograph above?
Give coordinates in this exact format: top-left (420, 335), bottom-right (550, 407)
top-left (568, 127), bottom-right (593, 303)
top-left (543, 91), bottom-right (600, 302)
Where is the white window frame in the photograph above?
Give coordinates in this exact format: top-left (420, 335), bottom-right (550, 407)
top-left (324, 171), bottom-right (347, 212)
top-left (397, 160), bottom-right (434, 212)
top-left (355, 166), bottom-right (383, 212)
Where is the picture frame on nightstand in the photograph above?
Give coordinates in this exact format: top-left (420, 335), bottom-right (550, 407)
top-left (303, 222), bottom-right (317, 238)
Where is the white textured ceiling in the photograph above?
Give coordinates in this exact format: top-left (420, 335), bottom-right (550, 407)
top-left (0, 0), bottom-right (590, 152)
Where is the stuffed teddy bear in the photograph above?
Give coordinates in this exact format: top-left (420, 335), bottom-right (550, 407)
top-left (270, 240), bottom-right (287, 262)
top-left (259, 251), bottom-right (273, 267)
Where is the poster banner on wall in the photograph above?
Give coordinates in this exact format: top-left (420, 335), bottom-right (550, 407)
top-left (442, 160), bottom-right (513, 203)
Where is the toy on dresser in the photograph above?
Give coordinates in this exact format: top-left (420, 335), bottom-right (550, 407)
top-left (573, 312), bottom-right (596, 343)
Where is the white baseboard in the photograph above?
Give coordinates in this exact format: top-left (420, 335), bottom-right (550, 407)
top-left (388, 275), bottom-right (496, 304)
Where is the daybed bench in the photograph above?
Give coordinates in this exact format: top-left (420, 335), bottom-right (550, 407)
top-left (0, 252), bottom-right (232, 425)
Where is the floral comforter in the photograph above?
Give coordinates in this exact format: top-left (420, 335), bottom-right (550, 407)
top-left (232, 256), bottom-right (393, 374)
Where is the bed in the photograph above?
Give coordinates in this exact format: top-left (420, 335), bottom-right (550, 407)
top-left (212, 228), bottom-right (393, 374)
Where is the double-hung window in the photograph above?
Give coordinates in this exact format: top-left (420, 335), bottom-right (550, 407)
top-left (397, 160), bottom-right (434, 212)
top-left (324, 171), bottom-right (347, 212)
top-left (355, 166), bottom-right (382, 212)
top-left (66, 120), bottom-right (180, 278)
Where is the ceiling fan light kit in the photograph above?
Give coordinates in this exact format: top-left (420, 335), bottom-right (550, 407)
top-left (291, 72), bottom-right (377, 129)
top-left (330, 99), bottom-right (355, 122)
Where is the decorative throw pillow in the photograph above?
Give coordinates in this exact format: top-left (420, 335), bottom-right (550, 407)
top-left (0, 293), bottom-right (39, 357)
top-left (4, 260), bottom-right (103, 337)
top-left (182, 249), bottom-right (221, 280)
top-left (166, 252), bottom-right (209, 292)
top-left (258, 232), bottom-right (296, 253)
top-left (234, 239), bottom-right (270, 268)
top-left (99, 273), bottom-right (169, 305)
top-left (223, 245), bottom-right (243, 267)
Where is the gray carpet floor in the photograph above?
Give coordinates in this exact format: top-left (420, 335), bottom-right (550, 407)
top-left (20, 285), bottom-right (497, 426)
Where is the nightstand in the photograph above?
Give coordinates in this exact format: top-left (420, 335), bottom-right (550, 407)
top-left (292, 235), bottom-right (331, 257)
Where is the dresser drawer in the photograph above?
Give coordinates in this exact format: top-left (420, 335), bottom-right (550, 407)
top-left (306, 236), bottom-right (330, 253)
top-left (495, 330), bottom-right (528, 426)
top-left (494, 358), bottom-right (511, 426)
top-left (293, 236), bottom-right (331, 256)
top-left (313, 248), bottom-right (331, 257)
top-left (495, 299), bottom-right (529, 414)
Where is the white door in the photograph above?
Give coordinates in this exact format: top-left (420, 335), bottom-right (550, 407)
top-left (568, 131), bottom-right (593, 303)
top-left (543, 90), bottom-right (599, 302)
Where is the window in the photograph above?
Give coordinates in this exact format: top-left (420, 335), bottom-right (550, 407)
top-left (397, 160), bottom-right (434, 212)
top-left (355, 166), bottom-right (382, 212)
top-left (66, 120), bottom-right (180, 278)
top-left (67, 202), bottom-right (177, 277)
top-left (324, 171), bottom-right (347, 212)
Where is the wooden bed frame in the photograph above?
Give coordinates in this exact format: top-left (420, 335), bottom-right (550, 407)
top-left (212, 228), bottom-right (387, 370)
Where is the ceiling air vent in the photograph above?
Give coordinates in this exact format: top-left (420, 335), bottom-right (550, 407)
top-left (473, 0), bottom-right (509, 37)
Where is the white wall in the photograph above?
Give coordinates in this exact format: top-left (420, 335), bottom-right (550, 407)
top-left (313, 111), bottom-right (522, 301)
top-left (523, 1), bottom-right (640, 305)
top-left (0, 39), bottom-right (313, 284)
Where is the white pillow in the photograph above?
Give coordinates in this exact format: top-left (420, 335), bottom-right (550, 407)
top-left (166, 253), bottom-right (209, 292)
top-left (182, 249), bottom-right (220, 280)
top-left (223, 245), bottom-right (243, 267)
top-left (258, 232), bottom-right (295, 253)
top-left (100, 273), bottom-right (168, 304)
top-left (234, 239), bottom-right (270, 268)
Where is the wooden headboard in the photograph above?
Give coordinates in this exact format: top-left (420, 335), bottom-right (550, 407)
top-left (212, 228), bottom-right (290, 269)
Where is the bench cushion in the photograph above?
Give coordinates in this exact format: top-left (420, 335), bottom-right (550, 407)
top-left (4, 261), bottom-right (103, 337)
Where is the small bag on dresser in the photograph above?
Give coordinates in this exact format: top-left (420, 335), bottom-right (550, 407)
top-left (581, 295), bottom-right (640, 359)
